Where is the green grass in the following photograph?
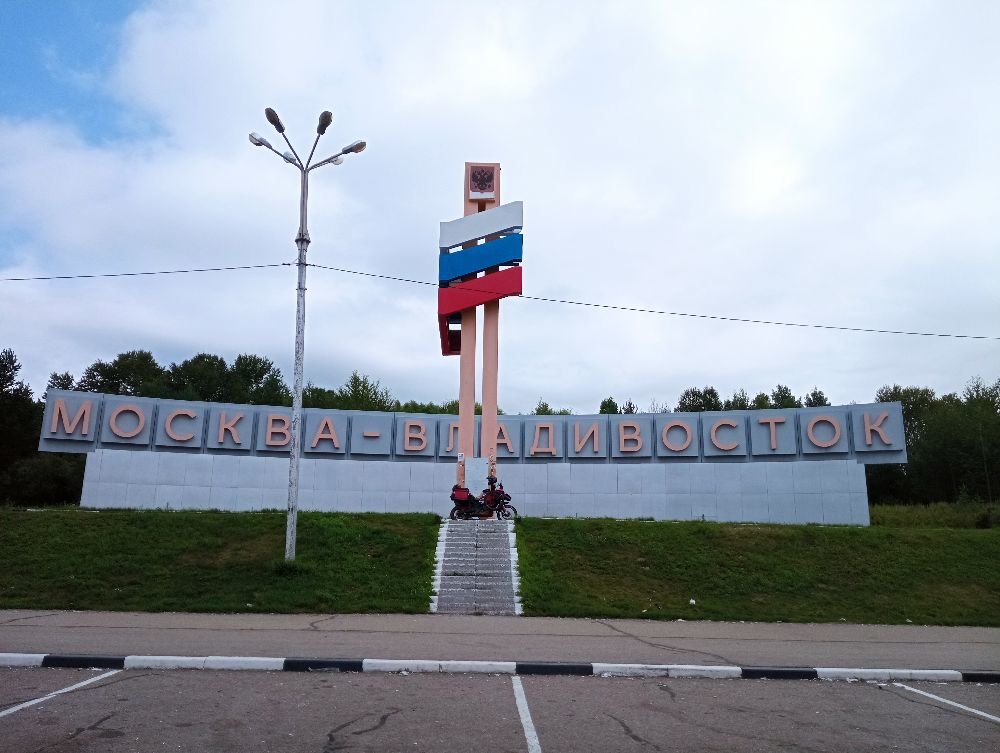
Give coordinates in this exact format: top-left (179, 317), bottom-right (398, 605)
top-left (870, 502), bottom-right (998, 528)
top-left (515, 518), bottom-right (1000, 625)
top-left (0, 510), bottom-right (439, 613)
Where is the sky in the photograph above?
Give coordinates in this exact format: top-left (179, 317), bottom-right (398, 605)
top-left (1, 0), bottom-right (998, 414)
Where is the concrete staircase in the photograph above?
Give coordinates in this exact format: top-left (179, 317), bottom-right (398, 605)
top-left (431, 519), bottom-right (521, 616)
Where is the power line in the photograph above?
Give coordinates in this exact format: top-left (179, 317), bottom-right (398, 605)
top-left (4, 259), bottom-right (997, 341)
top-left (1, 262), bottom-right (291, 281)
top-left (305, 262), bottom-right (1000, 342)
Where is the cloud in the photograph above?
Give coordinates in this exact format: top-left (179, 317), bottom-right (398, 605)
top-left (1, 0), bottom-right (998, 413)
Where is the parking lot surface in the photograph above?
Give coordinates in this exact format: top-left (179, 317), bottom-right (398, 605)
top-left (1, 667), bottom-right (996, 752)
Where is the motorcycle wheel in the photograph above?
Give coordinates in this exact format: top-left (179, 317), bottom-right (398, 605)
top-left (497, 505), bottom-right (518, 520)
top-left (449, 506), bottom-right (460, 520)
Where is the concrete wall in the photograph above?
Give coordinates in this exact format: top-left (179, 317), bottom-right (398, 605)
top-left (82, 449), bottom-right (870, 525)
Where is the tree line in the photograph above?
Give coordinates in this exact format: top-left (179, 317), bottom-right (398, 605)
top-left (1, 346), bottom-right (997, 507)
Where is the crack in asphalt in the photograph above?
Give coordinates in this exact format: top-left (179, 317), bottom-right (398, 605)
top-left (309, 615), bottom-right (338, 631)
top-left (595, 619), bottom-right (736, 665)
top-left (607, 713), bottom-right (664, 750)
top-left (321, 708), bottom-right (402, 752)
top-left (0, 612), bottom-right (62, 626)
top-left (657, 682), bottom-right (677, 702)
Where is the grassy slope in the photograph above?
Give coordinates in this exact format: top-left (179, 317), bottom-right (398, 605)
top-left (515, 518), bottom-right (1000, 626)
top-left (0, 510), bottom-right (439, 613)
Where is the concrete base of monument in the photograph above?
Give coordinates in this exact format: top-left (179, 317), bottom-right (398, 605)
top-left (79, 450), bottom-right (870, 525)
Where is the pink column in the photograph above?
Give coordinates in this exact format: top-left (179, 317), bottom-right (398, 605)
top-left (481, 300), bottom-right (500, 476)
top-left (457, 307), bottom-right (477, 485)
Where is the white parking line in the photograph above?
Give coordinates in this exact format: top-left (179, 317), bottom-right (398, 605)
top-left (511, 676), bottom-right (542, 753)
top-left (893, 683), bottom-right (1000, 724)
top-left (0, 670), bottom-right (121, 719)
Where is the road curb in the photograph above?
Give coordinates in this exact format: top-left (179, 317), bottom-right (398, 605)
top-left (2, 654), bottom-right (997, 682)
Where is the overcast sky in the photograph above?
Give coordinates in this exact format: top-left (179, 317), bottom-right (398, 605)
top-left (1, 0), bottom-right (997, 413)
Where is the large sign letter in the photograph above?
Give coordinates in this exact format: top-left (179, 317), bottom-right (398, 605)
top-left (49, 398), bottom-right (93, 436)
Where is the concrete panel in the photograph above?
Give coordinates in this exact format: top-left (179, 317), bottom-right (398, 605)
top-left (799, 407), bottom-right (850, 455)
top-left (125, 483), bottom-right (155, 508)
top-left (566, 416), bottom-right (609, 459)
top-left (205, 404), bottom-right (254, 452)
top-left (794, 493), bottom-right (823, 523)
top-left (547, 464), bottom-right (572, 493)
top-left (99, 449), bottom-right (130, 483)
top-left (793, 462), bottom-right (824, 493)
top-left (261, 457), bottom-right (287, 489)
top-left (520, 494), bottom-right (547, 517)
top-left (39, 389), bottom-right (101, 451)
top-left (124, 451), bottom-right (157, 485)
top-left (749, 409), bottom-right (798, 456)
top-left (850, 403), bottom-right (906, 459)
top-left (715, 463), bottom-right (742, 494)
top-left (654, 414), bottom-right (700, 459)
top-left (701, 412), bottom-right (748, 458)
top-left (823, 493), bottom-right (852, 524)
top-left (617, 465), bottom-right (641, 494)
top-left (523, 463), bottom-right (548, 493)
top-left (350, 414), bottom-right (393, 456)
top-left (210, 455), bottom-right (241, 488)
top-left (394, 415), bottom-right (437, 457)
top-left (716, 494), bottom-right (742, 522)
top-left (639, 494), bottom-right (666, 520)
top-left (665, 463), bottom-right (692, 493)
top-left (409, 462), bottom-right (436, 492)
top-left (384, 493), bottom-right (409, 513)
top-left (362, 461), bottom-right (389, 492)
top-left (594, 493), bottom-right (621, 518)
top-left (610, 416), bottom-right (653, 458)
top-left (493, 417), bottom-right (523, 460)
top-left (362, 491), bottom-right (387, 513)
top-left (690, 493), bottom-right (718, 521)
top-left (498, 463), bottom-right (524, 494)
top-left (235, 487), bottom-right (263, 510)
top-left (303, 410), bottom-right (348, 456)
top-left (690, 464), bottom-right (716, 494)
top-left (617, 495), bottom-right (643, 519)
top-left (820, 461), bottom-right (849, 493)
top-left (740, 463), bottom-right (768, 494)
top-left (98, 396), bottom-right (156, 448)
top-left (384, 462), bottom-right (413, 493)
top-left (209, 485), bottom-right (238, 510)
top-left (523, 417), bottom-right (565, 460)
top-left (741, 494), bottom-right (770, 522)
top-left (639, 463), bottom-right (666, 494)
top-left (236, 455), bottom-right (266, 488)
top-left (765, 461), bottom-right (795, 492)
top-left (408, 492), bottom-right (434, 513)
top-left (154, 484), bottom-right (185, 510)
top-left (573, 493), bottom-right (596, 518)
top-left (768, 492), bottom-right (796, 523)
top-left (665, 494), bottom-right (692, 520)
top-left (545, 493), bottom-right (575, 518)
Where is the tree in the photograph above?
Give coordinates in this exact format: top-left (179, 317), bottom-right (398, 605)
top-left (229, 354), bottom-right (291, 405)
top-left (770, 384), bottom-right (802, 409)
top-left (0, 349), bottom-right (39, 472)
top-left (598, 397), bottom-right (619, 415)
top-left (166, 353), bottom-right (230, 403)
top-left (675, 386), bottom-right (722, 413)
top-left (648, 399), bottom-right (670, 413)
top-left (620, 399), bottom-right (638, 414)
top-left (534, 399), bottom-right (553, 415)
top-left (751, 392), bottom-right (771, 410)
top-left (46, 372), bottom-right (75, 393)
top-left (723, 389), bottom-right (750, 410)
top-left (76, 350), bottom-right (166, 396)
top-left (803, 387), bottom-right (830, 407)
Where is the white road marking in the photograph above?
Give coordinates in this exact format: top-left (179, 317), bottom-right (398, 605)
top-left (0, 670), bottom-right (121, 719)
top-left (892, 682), bottom-right (1000, 724)
top-left (511, 675), bottom-right (542, 753)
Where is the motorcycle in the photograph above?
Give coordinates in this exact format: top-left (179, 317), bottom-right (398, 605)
top-left (449, 475), bottom-right (518, 520)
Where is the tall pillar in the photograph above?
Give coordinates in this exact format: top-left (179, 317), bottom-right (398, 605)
top-left (456, 307), bottom-right (477, 485)
top-left (481, 299), bottom-right (500, 476)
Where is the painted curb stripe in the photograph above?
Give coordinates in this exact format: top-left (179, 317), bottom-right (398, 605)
top-left (124, 656), bottom-right (207, 670)
top-left (0, 653), bottom-right (45, 667)
top-left (283, 658), bottom-right (364, 673)
top-left (962, 671), bottom-right (1000, 683)
top-left (41, 655), bottom-right (125, 669)
top-left (816, 668), bottom-right (963, 682)
top-left (741, 666), bottom-right (818, 680)
top-left (516, 662), bottom-right (593, 676)
top-left (3, 655), bottom-right (995, 681)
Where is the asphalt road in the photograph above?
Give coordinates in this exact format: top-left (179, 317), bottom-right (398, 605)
top-left (2, 610), bottom-right (998, 670)
top-left (1, 667), bottom-right (997, 752)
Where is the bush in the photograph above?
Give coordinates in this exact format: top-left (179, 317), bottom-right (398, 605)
top-left (0, 453), bottom-right (84, 507)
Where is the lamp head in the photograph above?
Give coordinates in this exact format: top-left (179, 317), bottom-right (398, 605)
top-left (264, 107), bottom-right (285, 134)
top-left (248, 132), bottom-right (270, 148)
top-left (317, 110), bottom-right (333, 135)
top-left (282, 151), bottom-right (299, 165)
top-left (342, 139), bottom-right (367, 154)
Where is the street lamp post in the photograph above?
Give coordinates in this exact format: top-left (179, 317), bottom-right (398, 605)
top-left (250, 107), bottom-right (367, 561)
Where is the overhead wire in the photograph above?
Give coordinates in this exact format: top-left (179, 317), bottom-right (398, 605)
top-left (3, 259), bottom-right (998, 341)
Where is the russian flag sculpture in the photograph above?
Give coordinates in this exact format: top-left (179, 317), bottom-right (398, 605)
top-left (438, 163), bottom-right (523, 491)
